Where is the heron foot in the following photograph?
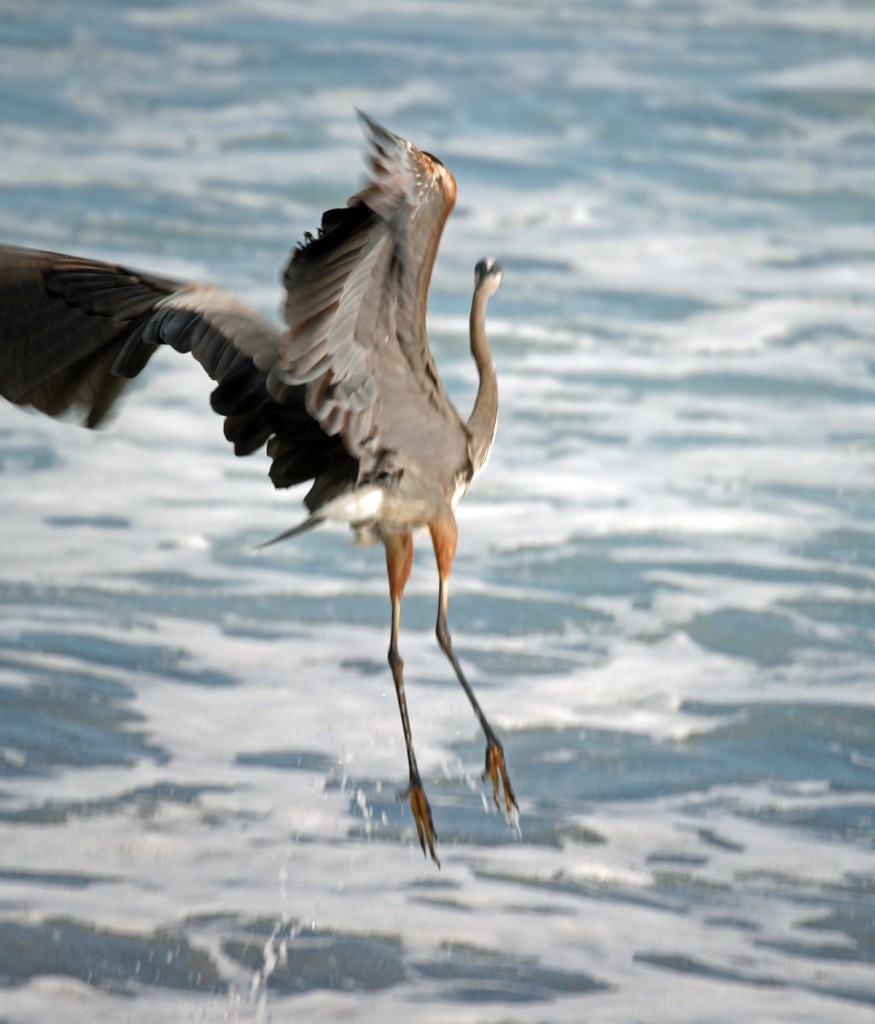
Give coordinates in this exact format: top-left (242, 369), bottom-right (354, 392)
top-left (484, 738), bottom-right (518, 820)
top-left (403, 781), bottom-right (440, 867)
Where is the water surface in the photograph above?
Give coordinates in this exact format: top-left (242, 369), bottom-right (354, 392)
top-left (1, 2), bottom-right (874, 1021)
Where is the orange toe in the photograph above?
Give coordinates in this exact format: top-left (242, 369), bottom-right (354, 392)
top-left (408, 782), bottom-right (440, 867)
top-left (485, 740), bottom-right (518, 818)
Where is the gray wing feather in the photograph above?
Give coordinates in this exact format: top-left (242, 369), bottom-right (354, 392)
top-left (277, 115), bottom-right (469, 492)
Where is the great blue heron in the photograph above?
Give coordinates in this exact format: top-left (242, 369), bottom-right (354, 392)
top-left (0, 113), bottom-right (514, 864)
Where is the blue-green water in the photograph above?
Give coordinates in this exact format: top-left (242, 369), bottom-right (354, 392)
top-left (1, 2), bottom-right (874, 1021)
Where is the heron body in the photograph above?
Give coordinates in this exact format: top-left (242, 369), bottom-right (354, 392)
top-left (0, 113), bottom-right (514, 864)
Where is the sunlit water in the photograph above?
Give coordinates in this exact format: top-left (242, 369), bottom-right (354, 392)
top-left (1, 2), bottom-right (874, 1021)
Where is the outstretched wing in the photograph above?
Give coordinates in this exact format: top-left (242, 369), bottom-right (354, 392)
top-left (0, 244), bottom-right (283, 423)
top-left (0, 244), bottom-right (354, 497)
top-left (0, 246), bottom-right (175, 427)
top-left (0, 116), bottom-right (465, 505)
top-left (277, 113), bottom-right (470, 491)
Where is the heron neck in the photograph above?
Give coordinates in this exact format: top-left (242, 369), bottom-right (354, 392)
top-left (466, 287), bottom-right (498, 474)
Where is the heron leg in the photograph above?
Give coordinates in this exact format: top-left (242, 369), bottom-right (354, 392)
top-left (429, 516), bottom-right (518, 819)
top-left (385, 530), bottom-right (439, 866)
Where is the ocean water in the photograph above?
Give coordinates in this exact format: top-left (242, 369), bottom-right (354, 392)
top-left (1, 1), bottom-right (874, 1021)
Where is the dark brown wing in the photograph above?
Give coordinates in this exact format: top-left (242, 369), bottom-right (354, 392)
top-left (0, 243), bottom-right (355, 497)
top-left (0, 244), bottom-right (286, 419)
top-left (0, 246), bottom-right (182, 427)
top-left (276, 114), bottom-right (470, 496)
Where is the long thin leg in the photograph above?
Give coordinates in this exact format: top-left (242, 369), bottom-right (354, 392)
top-left (385, 530), bottom-right (439, 865)
top-left (429, 515), bottom-right (517, 818)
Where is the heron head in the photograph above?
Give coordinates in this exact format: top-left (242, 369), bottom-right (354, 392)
top-left (474, 258), bottom-right (504, 298)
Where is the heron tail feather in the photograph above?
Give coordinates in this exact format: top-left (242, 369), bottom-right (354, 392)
top-left (257, 515), bottom-right (324, 549)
